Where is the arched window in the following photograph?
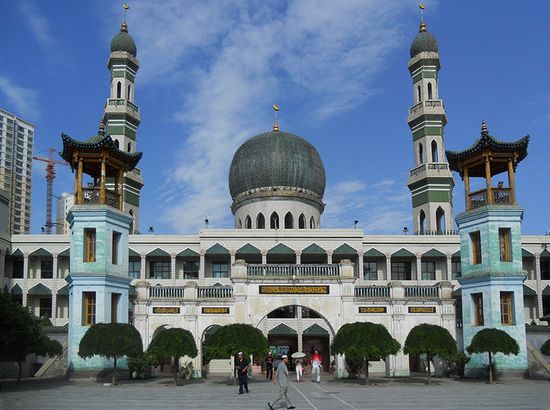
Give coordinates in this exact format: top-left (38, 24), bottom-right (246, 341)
top-left (238, 219), bottom-right (242, 229)
top-left (127, 84), bottom-right (132, 101)
top-left (116, 81), bottom-right (122, 98)
top-left (284, 212), bottom-right (293, 229)
top-left (298, 214), bottom-right (306, 229)
top-left (419, 210), bottom-right (426, 234)
top-left (427, 82), bottom-right (433, 100)
top-left (418, 143), bottom-right (424, 164)
top-left (257, 213), bottom-right (265, 229)
top-left (270, 212), bottom-right (279, 229)
top-left (245, 215), bottom-right (252, 229)
top-left (436, 207), bottom-right (446, 234)
top-left (431, 140), bottom-right (438, 162)
top-left (310, 216), bottom-right (315, 229)
top-left (114, 139), bottom-right (120, 149)
top-left (127, 142), bottom-right (132, 152)
top-left (417, 85), bottom-right (422, 102)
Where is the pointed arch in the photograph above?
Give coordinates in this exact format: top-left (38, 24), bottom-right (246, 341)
top-left (431, 140), bottom-right (439, 162)
top-left (238, 219), bottom-right (242, 229)
top-left (116, 81), bottom-right (122, 98)
top-left (127, 142), bottom-right (132, 152)
top-left (436, 207), bottom-right (446, 233)
top-left (256, 213), bottom-right (265, 229)
top-left (298, 214), bottom-right (306, 229)
top-left (127, 84), bottom-right (132, 101)
top-left (417, 85), bottom-right (422, 102)
top-left (427, 82), bottom-right (433, 99)
top-left (309, 216), bottom-right (316, 229)
top-left (245, 215), bottom-right (252, 229)
top-left (418, 142), bottom-right (424, 164)
top-left (284, 212), bottom-right (293, 229)
top-left (419, 210), bottom-right (426, 234)
top-left (270, 212), bottom-right (279, 229)
top-left (114, 139), bottom-right (119, 149)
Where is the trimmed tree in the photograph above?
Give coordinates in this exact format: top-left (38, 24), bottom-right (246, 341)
top-left (466, 328), bottom-right (519, 383)
top-left (204, 324), bottom-right (268, 359)
top-left (404, 323), bottom-right (457, 384)
top-left (147, 328), bottom-right (197, 385)
top-left (331, 322), bottom-right (400, 385)
top-left (78, 323), bottom-right (143, 385)
top-left (540, 339), bottom-right (550, 356)
top-left (0, 293), bottom-right (62, 382)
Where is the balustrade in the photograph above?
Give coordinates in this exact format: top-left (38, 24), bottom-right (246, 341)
top-left (468, 187), bottom-right (511, 210)
top-left (354, 286), bottom-right (390, 298)
top-left (198, 286), bottom-right (233, 299)
top-left (247, 264), bottom-right (340, 277)
top-left (404, 286), bottom-right (438, 298)
top-left (82, 188), bottom-right (121, 210)
top-left (149, 286), bottom-right (185, 299)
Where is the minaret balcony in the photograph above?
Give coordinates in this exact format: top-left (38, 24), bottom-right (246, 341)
top-left (105, 98), bottom-right (141, 120)
top-left (408, 162), bottom-right (452, 186)
top-left (408, 99), bottom-right (445, 121)
top-left (82, 187), bottom-right (122, 210)
top-left (468, 187), bottom-right (512, 210)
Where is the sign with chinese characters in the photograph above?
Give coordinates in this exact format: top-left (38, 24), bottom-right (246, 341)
top-left (152, 307), bottom-right (180, 314)
top-left (408, 306), bottom-right (436, 314)
top-left (359, 306), bottom-right (387, 314)
top-left (202, 307), bottom-right (230, 314)
top-left (259, 285), bottom-right (330, 295)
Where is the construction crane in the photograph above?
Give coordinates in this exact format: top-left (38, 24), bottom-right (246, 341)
top-left (33, 148), bottom-right (69, 234)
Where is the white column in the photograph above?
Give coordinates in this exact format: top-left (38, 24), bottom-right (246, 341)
top-left (327, 252), bottom-right (333, 265)
top-left (446, 255), bottom-right (452, 281)
top-left (535, 253), bottom-right (542, 323)
top-left (171, 255), bottom-right (176, 283)
top-left (262, 251), bottom-right (267, 265)
top-left (358, 254), bottom-right (364, 280)
top-left (199, 252), bottom-right (205, 280)
top-left (140, 254), bottom-right (146, 280)
top-left (295, 252), bottom-right (301, 265)
top-left (52, 292), bottom-right (57, 321)
top-left (385, 255), bottom-right (392, 281)
top-left (22, 253), bottom-right (29, 306)
top-left (416, 254), bottom-right (422, 282)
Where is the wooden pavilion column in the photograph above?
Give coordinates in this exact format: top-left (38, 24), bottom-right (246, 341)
top-left (507, 159), bottom-right (516, 205)
top-left (76, 157), bottom-right (83, 205)
top-left (463, 165), bottom-right (470, 210)
top-left (118, 168), bottom-right (124, 210)
top-left (100, 155), bottom-right (106, 204)
top-left (484, 155), bottom-right (493, 205)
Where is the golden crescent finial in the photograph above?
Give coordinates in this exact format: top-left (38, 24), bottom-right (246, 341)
top-left (272, 104), bottom-right (280, 132)
top-left (481, 120), bottom-right (488, 133)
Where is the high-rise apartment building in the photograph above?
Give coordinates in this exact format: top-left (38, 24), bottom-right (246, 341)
top-left (0, 108), bottom-right (34, 234)
top-left (55, 192), bottom-right (74, 234)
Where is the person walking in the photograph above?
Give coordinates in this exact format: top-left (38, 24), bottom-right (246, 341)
top-left (265, 352), bottom-right (274, 380)
top-left (235, 352), bottom-right (249, 394)
top-left (311, 349), bottom-right (322, 383)
top-left (295, 359), bottom-right (303, 382)
top-left (267, 355), bottom-right (295, 410)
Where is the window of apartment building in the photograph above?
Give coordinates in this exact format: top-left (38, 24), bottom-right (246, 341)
top-left (451, 261), bottom-right (462, 279)
top-left (472, 293), bottom-right (484, 326)
top-left (363, 261), bottom-right (378, 280)
top-left (500, 292), bottom-right (514, 325)
top-left (470, 231), bottom-right (482, 264)
top-left (111, 293), bottom-right (120, 323)
top-left (83, 292), bottom-right (96, 325)
top-left (183, 261), bottom-right (199, 279)
top-left (391, 261), bottom-right (412, 280)
top-left (421, 261), bottom-right (436, 280)
top-left (128, 260), bottom-right (141, 279)
top-left (39, 298), bottom-right (52, 318)
top-left (542, 259), bottom-right (550, 280)
top-left (499, 228), bottom-right (512, 262)
top-left (12, 260), bottom-right (24, 278)
top-left (149, 260), bottom-right (170, 279)
top-left (41, 260), bottom-right (53, 279)
top-left (84, 228), bottom-right (96, 262)
top-left (112, 231), bottom-right (121, 264)
top-left (212, 262), bottom-right (229, 278)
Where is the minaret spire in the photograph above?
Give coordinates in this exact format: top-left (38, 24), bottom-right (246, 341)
top-left (272, 104), bottom-right (280, 132)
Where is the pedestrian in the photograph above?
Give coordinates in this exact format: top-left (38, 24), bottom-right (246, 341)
top-left (265, 352), bottom-right (274, 380)
top-left (235, 352), bottom-right (249, 394)
top-left (295, 359), bottom-right (303, 382)
top-left (267, 355), bottom-right (295, 410)
top-left (311, 349), bottom-right (322, 383)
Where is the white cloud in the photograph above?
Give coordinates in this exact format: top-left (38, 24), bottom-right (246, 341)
top-left (19, 3), bottom-right (55, 50)
top-left (118, 1), bottom-right (414, 233)
top-left (0, 75), bottom-right (39, 120)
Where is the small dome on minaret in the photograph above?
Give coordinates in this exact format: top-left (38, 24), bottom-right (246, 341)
top-left (410, 22), bottom-right (439, 58)
top-left (110, 21), bottom-right (137, 57)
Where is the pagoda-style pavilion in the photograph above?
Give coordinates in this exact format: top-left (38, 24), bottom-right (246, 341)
top-left (60, 125), bottom-right (142, 210)
top-left (446, 121), bottom-right (529, 210)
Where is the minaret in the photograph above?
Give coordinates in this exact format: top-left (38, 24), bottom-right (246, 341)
top-left (406, 19), bottom-right (454, 234)
top-left (447, 121), bottom-right (529, 377)
top-left (102, 18), bottom-right (143, 233)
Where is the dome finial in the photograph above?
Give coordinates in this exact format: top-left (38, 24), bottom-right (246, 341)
top-left (419, 4), bottom-right (427, 32)
top-left (272, 104), bottom-right (280, 132)
top-left (121, 3), bottom-right (129, 32)
top-left (481, 120), bottom-right (488, 133)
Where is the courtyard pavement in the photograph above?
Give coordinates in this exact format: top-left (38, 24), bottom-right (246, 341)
top-left (1, 375), bottom-right (548, 410)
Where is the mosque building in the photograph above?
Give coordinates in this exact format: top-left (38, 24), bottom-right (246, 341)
top-left (0, 15), bottom-right (548, 378)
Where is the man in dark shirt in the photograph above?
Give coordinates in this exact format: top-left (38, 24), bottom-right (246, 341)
top-left (265, 352), bottom-right (274, 380)
top-left (235, 352), bottom-right (249, 394)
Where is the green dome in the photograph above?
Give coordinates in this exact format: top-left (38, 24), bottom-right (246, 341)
top-left (111, 22), bottom-right (137, 56)
top-left (410, 23), bottom-right (438, 58)
top-left (229, 130), bottom-right (326, 200)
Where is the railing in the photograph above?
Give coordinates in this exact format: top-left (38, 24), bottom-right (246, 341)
top-left (107, 98), bottom-right (140, 113)
top-left (409, 164), bottom-right (426, 177)
top-left (427, 163), bottom-right (449, 171)
top-left (468, 187), bottom-right (512, 210)
top-left (409, 99), bottom-right (444, 115)
top-left (81, 187), bottom-right (121, 209)
top-left (149, 286), bottom-right (185, 299)
top-left (198, 286), bottom-right (233, 299)
top-left (415, 230), bottom-right (458, 235)
top-left (355, 286), bottom-right (390, 298)
top-left (247, 264), bottom-right (340, 277)
top-left (409, 162), bottom-right (449, 178)
top-left (404, 286), bottom-right (438, 298)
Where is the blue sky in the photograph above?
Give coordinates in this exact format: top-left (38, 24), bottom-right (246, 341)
top-left (1, 1), bottom-right (549, 235)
